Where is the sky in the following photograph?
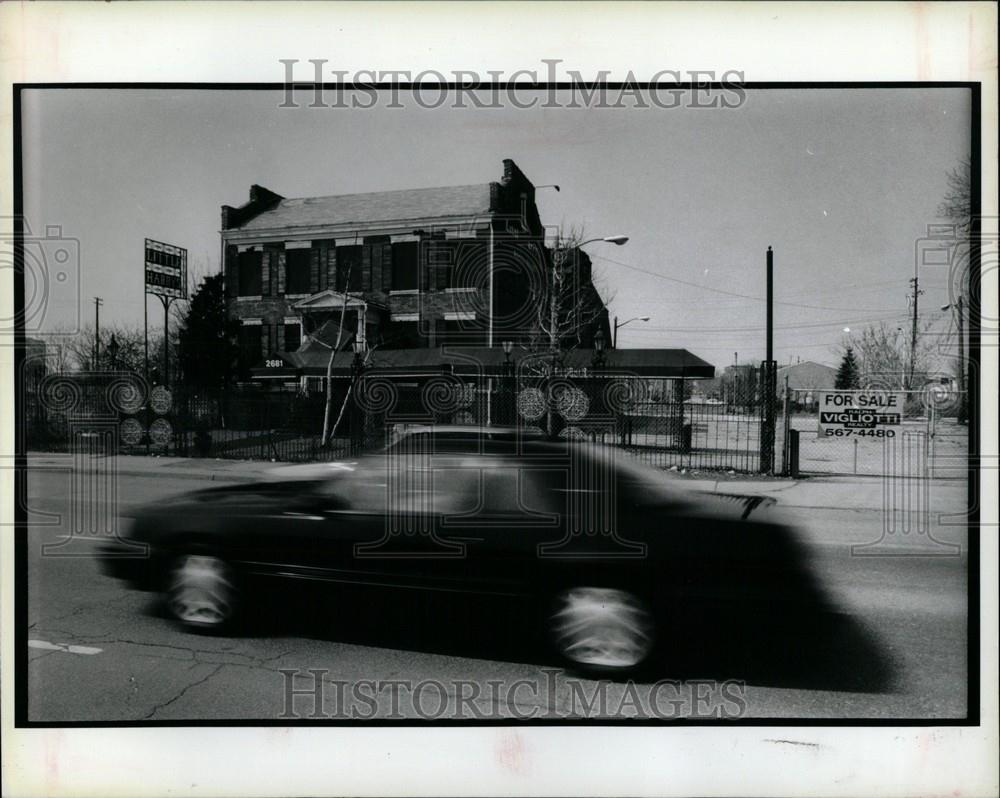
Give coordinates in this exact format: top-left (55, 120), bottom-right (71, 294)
top-left (21, 86), bottom-right (970, 371)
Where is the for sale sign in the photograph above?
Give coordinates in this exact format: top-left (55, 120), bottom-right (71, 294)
top-left (817, 390), bottom-right (905, 438)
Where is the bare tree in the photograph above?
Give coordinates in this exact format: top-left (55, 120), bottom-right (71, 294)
top-left (839, 321), bottom-right (935, 390)
top-left (936, 155), bottom-right (972, 422)
top-left (320, 255), bottom-right (359, 446)
top-left (33, 326), bottom-right (76, 373)
top-left (937, 155), bottom-right (972, 233)
top-left (37, 321), bottom-right (176, 380)
top-left (523, 227), bottom-right (610, 436)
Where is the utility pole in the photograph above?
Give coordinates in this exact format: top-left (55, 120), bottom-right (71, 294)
top-left (956, 295), bottom-right (965, 423)
top-left (907, 275), bottom-right (923, 389)
top-left (766, 246), bottom-right (773, 367)
top-left (943, 296), bottom-right (966, 423)
top-left (93, 297), bottom-right (103, 370)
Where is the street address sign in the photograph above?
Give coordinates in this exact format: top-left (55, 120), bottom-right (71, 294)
top-left (817, 390), bottom-right (905, 438)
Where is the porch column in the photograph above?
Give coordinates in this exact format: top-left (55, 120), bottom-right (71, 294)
top-left (356, 304), bottom-right (367, 348)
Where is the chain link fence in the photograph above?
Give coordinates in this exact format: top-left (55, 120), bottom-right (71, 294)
top-left (780, 385), bottom-right (968, 478)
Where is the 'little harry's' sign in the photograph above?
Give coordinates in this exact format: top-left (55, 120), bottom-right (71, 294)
top-left (817, 390), bottom-right (905, 438)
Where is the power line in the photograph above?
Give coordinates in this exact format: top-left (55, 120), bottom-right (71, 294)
top-left (591, 253), bottom-right (902, 313)
top-left (632, 312), bottom-right (908, 334)
top-left (619, 307), bottom-right (943, 337)
top-left (628, 280), bottom-right (913, 308)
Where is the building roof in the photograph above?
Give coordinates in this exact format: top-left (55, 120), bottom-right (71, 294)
top-left (236, 184), bottom-right (493, 231)
top-left (776, 360), bottom-right (835, 376)
top-left (253, 346), bottom-right (715, 379)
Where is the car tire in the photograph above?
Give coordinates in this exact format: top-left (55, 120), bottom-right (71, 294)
top-left (547, 586), bottom-right (657, 677)
top-left (165, 553), bottom-right (240, 633)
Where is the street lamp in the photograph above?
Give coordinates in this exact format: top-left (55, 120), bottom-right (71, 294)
top-left (613, 315), bottom-right (650, 348)
top-left (941, 297), bottom-right (966, 423)
top-left (575, 235), bottom-right (629, 248)
top-left (592, 327), bottom-right (607, 369)
top-left (502, 339), bottom-right (514, 364)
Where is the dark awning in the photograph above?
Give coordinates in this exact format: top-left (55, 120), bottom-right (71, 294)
top-left (252, 346), bottom-right (714, 380)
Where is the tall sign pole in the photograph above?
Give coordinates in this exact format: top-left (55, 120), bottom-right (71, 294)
top-left (143, 238), bottom-right (188, 387)
top-left (761, 246), bottom-right (776, 474)
top-left (143, 282), bottom-right (149, 382)
top-left (161, 297), bottom-right (171, 387)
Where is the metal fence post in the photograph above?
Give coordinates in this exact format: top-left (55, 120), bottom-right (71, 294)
top-left (781, 375), bottom-right (791, 474)
top-left (758, 361), bottom-right (777, 474)
top-left (788, 428), bottom-right (800, 478)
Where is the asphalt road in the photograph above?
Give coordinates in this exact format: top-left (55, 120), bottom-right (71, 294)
top-left (24, 468), bottom-right (969, 722)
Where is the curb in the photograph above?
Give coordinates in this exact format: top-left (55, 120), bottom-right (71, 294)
top-left (27, 462), bottom-right (265, 484)
top-left (111, 469), bottom-right (263, 483)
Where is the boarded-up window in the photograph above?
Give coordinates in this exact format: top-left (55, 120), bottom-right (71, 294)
top-left (453, 241), bottom-right (486, 289)
top-left (283, 323), bottom-right (301, 352)
top-left (237, 251), bottom-right (263, 296)
top-left (380, 243), bottom-right (393, 291)
top-left (429, 239), bottom-right (454, 290)
top-left (285, 249), bottom-right (312, 294)
top-left (391, 242), bottom-right (419, 291)
top-left (336, 245), bottom-right (363, 292)
top-left (238, 325), bottom-right (262, 368)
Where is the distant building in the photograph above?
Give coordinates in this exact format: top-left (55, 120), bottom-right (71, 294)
top-left (776, 361), bottom-right (836, 399)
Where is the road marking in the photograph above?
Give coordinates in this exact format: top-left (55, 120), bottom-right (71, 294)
top-left (28, 639), bottom-right (103, 655)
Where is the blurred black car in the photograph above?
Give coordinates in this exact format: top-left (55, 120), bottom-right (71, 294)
top-left (100, 428), bottom-right (830, 674)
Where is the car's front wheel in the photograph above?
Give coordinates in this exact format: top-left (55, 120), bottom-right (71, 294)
top-left (166, 554), bottom-right (240, 632)
top-left (547, 586), bottom-right (656, 675)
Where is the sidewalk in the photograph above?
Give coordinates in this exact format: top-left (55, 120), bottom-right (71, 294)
top-left (26, 451), bottom-right (968, 512)
top-left (27, 453), bottom-right (275, 483)
top-left (677, 474), bottom-right (967, 511)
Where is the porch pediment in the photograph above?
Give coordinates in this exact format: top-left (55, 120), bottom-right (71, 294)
top-left (291, 290), bottom-right (369, 311)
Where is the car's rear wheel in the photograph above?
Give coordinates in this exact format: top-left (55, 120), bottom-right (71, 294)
top-left (548, 586), bottom-right (656, 674)
top-left (166, 554), bottom-right (239, 632)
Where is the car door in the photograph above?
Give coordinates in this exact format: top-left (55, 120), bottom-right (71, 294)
top-left (430, 454), bottom-right (564, 595)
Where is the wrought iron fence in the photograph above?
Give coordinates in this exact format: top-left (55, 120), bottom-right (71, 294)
top-left (25, 366), bottom-right (782, 473)
top-left (24, 373), bottom-right (353, 462)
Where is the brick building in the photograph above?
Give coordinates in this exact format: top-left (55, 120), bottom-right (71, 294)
top-left (221, 158), bottom-right (611, 386)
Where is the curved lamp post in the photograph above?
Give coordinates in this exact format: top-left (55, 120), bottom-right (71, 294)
top-left (613, 315), bottom-right (650, 348)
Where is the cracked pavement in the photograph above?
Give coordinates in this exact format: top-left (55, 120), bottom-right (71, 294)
top-left (24, 465), bottom-right (969, 721)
